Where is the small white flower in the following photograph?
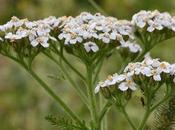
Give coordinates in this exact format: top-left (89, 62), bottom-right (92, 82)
top-left (157, 62), bottom-right (171, 73)
top-left (118, 78), bottom-right (137, 91)
top-left (95, 82), bottom-right (104, 94)
top-left (30, 36), bottom-right (49, 47)
top-left (128, 43), bottom-right (142, 53)
top-left (152, 69), bottom-right (161, 81)
top-left (5, 32), bottom-right (22, 41)
top-left (132, 10), bottom-right (149, 28)
top-left (151, 59), bottom-right (160, 68)
top-left (141, 66), bottom-right (152, 77)
top-left (113, 74), bottom-right (127, 82)
top-left (84, 42), bottom-right (99, 52)
top-left (99, 33), bottom-right (110, 43)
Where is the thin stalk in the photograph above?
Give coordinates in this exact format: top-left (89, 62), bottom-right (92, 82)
top-left (137, 109), bottom-right (150, 130)
top-left (61, 54), bottom-right (86, 81)
top-left (86, 65), bottom-right (98, 130)
top-left (4, 54), bottom-right (84, 127)
top-left (43, 52), bottom-right (89, 108)
top-left (150, 85), bottom-right (171, 112)
top-left (93, 56), bottom-right (105, 84)
top-left (87, 0), bottom-right (107, 15)
top-left (29, 70), bottom-right (83, 125)
top-left (99, 101), bottom-right (112, 122)
top-left (50, 49), bottom-right (86, 81)
top-left (120, 105), bottom-right (137, 130)
top-left (103, 114), bottom-right (108, 130)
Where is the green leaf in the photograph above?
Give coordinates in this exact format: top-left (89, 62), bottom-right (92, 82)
top-left (45, 115), bottom-right (87, 130)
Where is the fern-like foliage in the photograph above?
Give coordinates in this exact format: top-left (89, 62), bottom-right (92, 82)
top-left (45, 115), bottom-right (87, 130)
top-left (150, 95), bottom-right (175, 130)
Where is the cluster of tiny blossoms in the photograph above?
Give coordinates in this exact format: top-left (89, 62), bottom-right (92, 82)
top-left (0, 16), bottom-right (67, 47)
top-left (132, 10), bottom-right (175, 32)
top-left (95, 55), bottom-right (175, 93)
top-left (1, 10), bottom-right (175, 53)
top-left (0, 12), bottom-right (142, 54)
top-left (58, 12), bottom-right (141, 53)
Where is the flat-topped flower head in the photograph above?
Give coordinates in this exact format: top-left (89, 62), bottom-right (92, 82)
top-left (132, 10), bottom-right (175, 34)
top-left (0, 16), bottom-right (67, 48)
top-left (96, 55), bottom-right (175, 96)
top-left (58, 12), bottom-right (142, 54)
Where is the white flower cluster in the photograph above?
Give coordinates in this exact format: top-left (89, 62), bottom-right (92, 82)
top-left (0, 16), bottom-right (66, 47)
top-left (95, 55), bottom-right (175, 93)
top-left (1, 10), bottom-right (175, 53)
top-left (58, 12), bottom-right (141, 53)
top-left (132, 10), bottom-right (175, 32)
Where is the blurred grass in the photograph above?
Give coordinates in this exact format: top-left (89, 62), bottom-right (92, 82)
top-left (0, 0), bottom-right (175, 130)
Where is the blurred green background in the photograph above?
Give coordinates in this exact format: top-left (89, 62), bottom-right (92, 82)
top-left (1, 0), bottom-right (175, 130)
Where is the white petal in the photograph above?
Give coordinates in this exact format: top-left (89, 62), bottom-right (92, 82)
top-left (41, 42), bottom-right (49, 47)
top-left (141, 67), bottom-right (152, 76)
top-left (130, 84), bottom-right (137, 91)
top-left (114, 74), bottom-right (126, 82)
top-left (118, 82), bottom-right (128, 91)
top-left (91, 46), bottom-right (99, 52)
top-left (31, 40), bottom-right (38, 47)
top-left (153, 74), bottom-right (161, 81)
top-left (95, 85), bottom-right (100, 94)
top-left (102, 37), bottom-right (110, 43)
top-left (147, 26), bottom-right (155, 32)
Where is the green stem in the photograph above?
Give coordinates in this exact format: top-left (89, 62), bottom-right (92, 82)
top-left (87, 0), bottom-right (107, 15)
top-left (48, 49), bottom-right (86, 82)
top-left (150, 85), bottom-right (171, 112)
top-left (99, 101), bottom-right (112, 122)
top-left (137, 108), bottom-right (151, 130)
top-left (86, 65), bottom-right (98, 130)
top-left (29, 70), bottom-right (83, 125)
top-left (120, 105), bottom-right (137, 130)
top-left (44, 52), bottom-right (89, 108)
top-left (103, 113), bottom-right (108, 130)
top-left (61, 54), bottom-right (86, 81)
top-left (4, 54), bottom-right (84, 127)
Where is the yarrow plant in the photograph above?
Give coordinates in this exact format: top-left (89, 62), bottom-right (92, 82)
top-left (1, 10), bottom-right (175, 130)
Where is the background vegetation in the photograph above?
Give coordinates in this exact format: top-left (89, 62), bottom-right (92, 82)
top-left (0, 0), bottom-right (175, 130)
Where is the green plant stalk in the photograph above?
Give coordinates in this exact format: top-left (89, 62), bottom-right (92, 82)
top-left (99, 101), bottom-right (112, 122)
top-left (87, 0), bottom-right (107, 15)
top-left (137, 85), bottom-right (171, 130)
top-left (99, 94), bottom-right (108, 130)
top-left (29, 70), bottom-right (84, 126)
top-left (137, 108), bottom-right (151, 130)
top-left (120, 105), bottom-right (136, 130)
top-left (103, 114), bottom-right (108, 130)
top-left (46, 48), bottom-right (86, 82)
top-left (4, 54), bottom-right (84, 127)
top-left (61, 54), bottom-right (86, 81)
top-left (43, 52), bottom-right (89, 108)
top-left (86, 65), bottom-right (98, 130)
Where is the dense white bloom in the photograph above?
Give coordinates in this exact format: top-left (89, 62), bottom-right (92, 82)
top-left (95, 56), bottom-right (175, 93)
top-left (0, 15), bottom-right (68, 47)
top-left (132, 10), bottom-right (175, 32)
top-left (84, 42), bottom-right (99, 52)
top-left (58, 12), bottom-right (142, 53)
